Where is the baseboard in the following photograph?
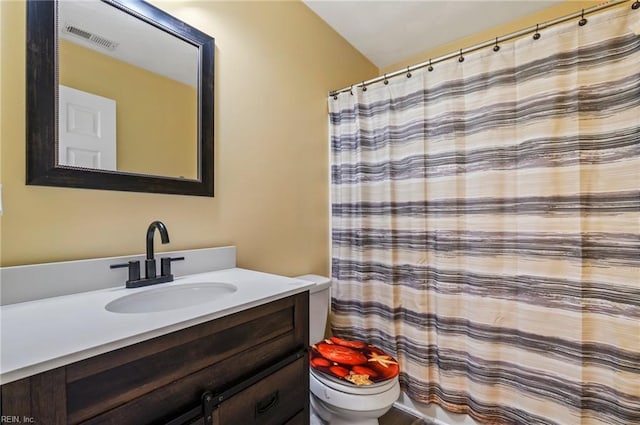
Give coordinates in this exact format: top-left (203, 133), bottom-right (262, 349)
top-left (394, 392), bottom-right (481, 425)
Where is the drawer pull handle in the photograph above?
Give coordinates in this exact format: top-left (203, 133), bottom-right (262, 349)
top-left (255, 390), bottom-right (279, 416)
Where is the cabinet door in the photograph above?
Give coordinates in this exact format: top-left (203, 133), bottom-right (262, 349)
top-left (214, 357), bottom-right (307, 425)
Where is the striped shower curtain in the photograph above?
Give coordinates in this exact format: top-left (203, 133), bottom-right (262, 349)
top-left (329, 5), bottom-right (639, 425)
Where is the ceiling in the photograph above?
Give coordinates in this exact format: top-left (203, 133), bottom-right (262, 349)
top-left (303, 1), bottom-right (563, 69)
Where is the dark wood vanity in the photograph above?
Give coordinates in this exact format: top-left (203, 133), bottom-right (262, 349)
top-left (1, 292), bottom-right (309, 425)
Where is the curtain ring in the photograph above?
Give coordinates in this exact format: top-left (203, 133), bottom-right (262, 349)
top-left (493, 37), bottom-right (500, 52)
top-left (332, 93), bottom-right (338, 100)
top-left (349, 85), bottom-right (353, 96)
top-left (428, 59), bottom-right (434, 72)
top-left (383, 74), bottom-right (389, 85)
top-left (533, 24), bottom-right (541, 40)
top-left (578, 9), bottom-right (588, 26)
top-left (632, 1), bottom-right (639, 9)
top-left (362, 81), bottom-right (367, 92)
top-left (406, 67), bottom-right (412, 78)
top-left (458, 49), bottom-right (464, 63)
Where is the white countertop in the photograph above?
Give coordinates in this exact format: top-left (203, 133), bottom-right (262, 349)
top-left (0, 267), bottom-right (314, 384)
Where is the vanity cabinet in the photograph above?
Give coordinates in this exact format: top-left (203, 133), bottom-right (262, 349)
top-left (1, 292), bottom-right (309, 425)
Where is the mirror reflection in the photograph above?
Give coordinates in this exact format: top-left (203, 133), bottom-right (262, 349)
top-left (57, 0), bottom-right (199, 179)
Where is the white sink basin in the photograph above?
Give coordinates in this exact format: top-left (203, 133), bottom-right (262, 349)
top-left (105, 282), bottom-right (237, 314)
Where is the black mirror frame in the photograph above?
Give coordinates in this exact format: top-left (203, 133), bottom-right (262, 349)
top-left (26, 0), bottom-right (214, 197)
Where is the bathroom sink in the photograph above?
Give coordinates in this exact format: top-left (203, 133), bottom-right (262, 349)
top-left (105, 282), bottom-right (237, 314)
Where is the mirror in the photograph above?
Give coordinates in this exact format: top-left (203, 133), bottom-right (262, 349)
top-left (26, 0), bottom-right (215, 196)
top-left (58, 0), bottom-right (199, 179)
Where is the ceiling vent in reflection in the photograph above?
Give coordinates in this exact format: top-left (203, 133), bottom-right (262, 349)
top-left (63, 24), bottom-right (119, 51)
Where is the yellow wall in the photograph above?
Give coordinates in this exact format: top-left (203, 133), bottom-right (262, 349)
top-left (381, 1), bottom-right (602, 74)
top-left (0, 0), bottom-right (608, 274)
top-left (59, 40), bottom-right (198, 179)
top-left (0, 1), bottom-right (377, 272)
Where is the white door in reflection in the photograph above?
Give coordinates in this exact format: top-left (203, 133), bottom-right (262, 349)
top-left (58, 85), bottom-right (116, 170)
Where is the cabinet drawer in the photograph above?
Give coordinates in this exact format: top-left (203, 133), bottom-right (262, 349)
top-left (214, 357), bottom-right (307, 425)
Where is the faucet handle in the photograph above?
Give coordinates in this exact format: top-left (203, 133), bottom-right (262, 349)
top-left (160, 256), bottom-right (185, 277)
top-left (110, 260), bottom-right (141, 283)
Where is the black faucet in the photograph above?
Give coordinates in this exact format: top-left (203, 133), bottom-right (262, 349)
top-left (110, 220), bottom-right (184, 288)
top-left (145, 220), bottom-right (170, 279)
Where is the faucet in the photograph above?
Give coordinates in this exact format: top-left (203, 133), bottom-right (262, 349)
top-left (110, 220), bottom-right (184, 288)
top-left (145, 220), bottom-right (170, 279)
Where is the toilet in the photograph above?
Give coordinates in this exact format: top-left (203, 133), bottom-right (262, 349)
top-left (296, 275), bottom-right (400, 425)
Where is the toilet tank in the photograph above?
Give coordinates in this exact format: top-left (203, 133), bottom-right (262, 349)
top-left (295, 274), bottom-right (331, 343)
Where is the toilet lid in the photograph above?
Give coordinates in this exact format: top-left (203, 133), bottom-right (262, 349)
top-left (310, 337), bottom-right (399, 387)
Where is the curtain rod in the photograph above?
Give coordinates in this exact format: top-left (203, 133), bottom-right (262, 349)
top-left (330, 0), bottom-right (635, 97)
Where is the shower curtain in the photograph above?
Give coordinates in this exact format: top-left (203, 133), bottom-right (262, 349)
top-left (329, 5), bottom-right (639, 425)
